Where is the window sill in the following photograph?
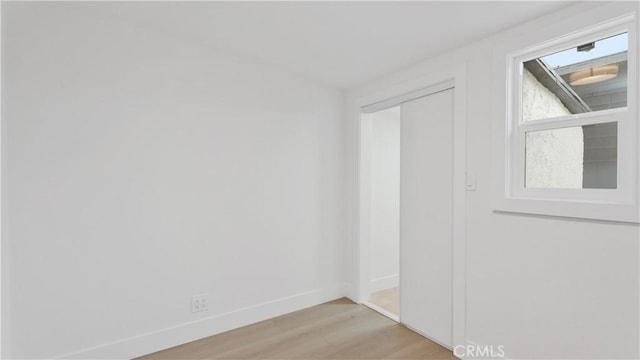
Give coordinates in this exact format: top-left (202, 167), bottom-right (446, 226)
top-left (493, 196), bottom-right (639, 223)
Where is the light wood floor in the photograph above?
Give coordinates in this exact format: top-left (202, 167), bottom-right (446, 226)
top-left (370, 287), bottom-right (400, 316)
top-left (138, 298), bottom-right (454, 359)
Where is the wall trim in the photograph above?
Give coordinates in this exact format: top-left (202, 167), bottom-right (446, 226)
top-left (57, 283), bottom-right (349, 359)
top-left (0, 1), bottom-right (4, 356)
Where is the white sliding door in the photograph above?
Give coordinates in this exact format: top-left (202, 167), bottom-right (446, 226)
top-left (400, 88), bottom-right (453, 348)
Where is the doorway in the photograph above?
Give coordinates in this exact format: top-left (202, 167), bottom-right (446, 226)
top-left (359, 81), bottom-right (457, 349)
top-left (361, 106), bottom-right (401, 321)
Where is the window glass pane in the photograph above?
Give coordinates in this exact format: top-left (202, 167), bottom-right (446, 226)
top-left (522, 33), bottom-right (628, 122)
top-left (525, 122), bottom-right (617, 189)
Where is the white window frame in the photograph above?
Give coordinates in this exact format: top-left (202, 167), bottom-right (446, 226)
top-left (493, 4), bottom-right (639, 223)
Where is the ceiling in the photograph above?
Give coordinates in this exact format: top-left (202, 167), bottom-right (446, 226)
top-left (79, 1), bottom-right (578, 89)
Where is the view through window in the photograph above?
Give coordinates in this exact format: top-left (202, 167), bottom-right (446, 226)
top-left (521, 32), bottom-right (627, 189)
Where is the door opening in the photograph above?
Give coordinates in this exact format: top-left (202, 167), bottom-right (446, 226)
top-left (360, 106), bottom-right (401, 322)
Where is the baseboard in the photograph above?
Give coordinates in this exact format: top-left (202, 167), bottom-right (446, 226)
top-left (344, 283), bottom-right (358, 303)
top-left (57, 283), bottom-right (349, 359)
top-left (370, 274), bottom-right (399, 293)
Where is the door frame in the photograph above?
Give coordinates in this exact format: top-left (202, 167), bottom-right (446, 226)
top-left (352, 62), bottom-right (468, 351)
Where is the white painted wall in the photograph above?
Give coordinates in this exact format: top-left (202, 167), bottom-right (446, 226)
top-left (368, 107), bottom-right (400, 293)
top-left (2, 3), bottom-right (347, 358)
top-left (347, 2), bottom-right (640, 358)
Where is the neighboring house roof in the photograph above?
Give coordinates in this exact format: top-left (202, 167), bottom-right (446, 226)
top-left (524, 59), bottom-right (591, 114)
top-left (525, 52), bottom-right (628, 114)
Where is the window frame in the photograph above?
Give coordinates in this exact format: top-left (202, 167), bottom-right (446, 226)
top-left (494, 7), bottom-right (639, 223)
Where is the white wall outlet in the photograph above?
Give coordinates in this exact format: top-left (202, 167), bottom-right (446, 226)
top-left (191, 295), bottom-right (208, 313)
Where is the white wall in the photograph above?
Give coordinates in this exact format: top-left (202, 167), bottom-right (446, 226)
top-left (368, 107), bottom-right (400, 292)
top-left (347, 2), bottom-right (640, 358)
top-left (2, 3), bottom-right (347, 358)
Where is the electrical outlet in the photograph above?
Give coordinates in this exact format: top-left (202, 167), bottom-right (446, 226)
top-left (191, 295), bottom-right (208, 313)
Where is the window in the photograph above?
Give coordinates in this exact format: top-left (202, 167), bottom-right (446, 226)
top-left (522, 32), bottom-right (628, 123)
top-left (493, 6), bottom-right (639, 223)
top-left (519, 32), bottom-right (626, 192)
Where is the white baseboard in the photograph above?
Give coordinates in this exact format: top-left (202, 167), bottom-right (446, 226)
top-left (344, 282), bottom-right (357, 303)
top-left (370, 274), bottom-right (399, 293)
top-left (57, 283), bottom-right (349, 359)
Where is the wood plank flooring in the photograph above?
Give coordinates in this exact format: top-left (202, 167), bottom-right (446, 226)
top-left (370, 287), bottom-right (400, 316)
top-left (137, 298), bottom-right (455, 359)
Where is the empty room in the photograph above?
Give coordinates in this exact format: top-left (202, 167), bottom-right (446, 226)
top-left (2, 1), bottom-right (639, 359)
